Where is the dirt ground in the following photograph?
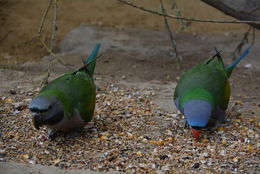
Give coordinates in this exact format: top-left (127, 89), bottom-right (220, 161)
top-left (0, 0), bottom-right (259, 173)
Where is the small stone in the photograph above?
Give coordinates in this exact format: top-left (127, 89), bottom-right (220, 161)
top-left (165, 130), bottom-right (173, 136)
top-left (0, 158), bottom-right (6, 162)
top-left (161, 165), bottom-right (169, 171)
top-left (165, 137), bottom-right (173, 141)
top-left (8, 134), bottom-right (14, 139)
top-left (220, 150), bottom-right (226, 156)
top-left (27, 92), bottom-right (34, 96)
top-left (159, 155), bottom-right (169, 160)
top-left (202, 152), bottom-right (208, 157)
top-left (221, 139), bottom-right (227, 145)
top-left (4, 98), bottom-right (13, 103)
top-left (200, 159), bottom-right (207, 164)
top-left (247, 144), bottom-right (253, 151)
top-left (235, 100), bottom-right (243, 105)
top-left (244, 64), bottom-right (252, 68)
top-left (202, 139), bottom-right (209, 143)
top-left (9, 90), bottom-right (16, 95)
top-left (53, 158), bottom-right (61, 164)
top-left (135, 151), bottom-right (142, 157)
top-left (100, 135), bottom-right (108, 140)
top-left (218, 127), bottom-right (224, 131)
top-left (22, 154), bottom-right (29, 159)
top-left (232, 157), bottom-right (239, 163)
top-left (192, 163), bottom-right (200, 169)
top-left (28, 160), bottom-right (36, 164)
top-left (12, 102), bottom-right (27, 111)
top-left (0, 149), bottom-right (6, 158)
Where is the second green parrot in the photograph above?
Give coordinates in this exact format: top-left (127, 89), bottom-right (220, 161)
top-left (174, 47), bottom-right (250, 139)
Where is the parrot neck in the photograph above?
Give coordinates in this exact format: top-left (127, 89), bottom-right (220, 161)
top-left (183, 99), bottom-right (213, 128)
top-left (180, 88), bottom-right (215, 109)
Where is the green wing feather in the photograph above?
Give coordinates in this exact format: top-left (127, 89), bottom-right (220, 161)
top-left (174, 54), bottom-right (229, 111)
top-left (39, 71), bottom-right (96, 121)
top-left (175, 47), bottom-right (250, 113)
top-left (38, 44), bottom-right (101, 121)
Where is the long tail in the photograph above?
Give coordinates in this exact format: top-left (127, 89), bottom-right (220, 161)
top-left (225, 47), bottom-right (250, 78)
top-left (83, 43), bottom-right (101, 76)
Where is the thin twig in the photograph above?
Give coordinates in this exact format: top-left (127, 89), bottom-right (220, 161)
top-left (38, 38), bottom-right (72, 69)
top-left (251, 27), bottom-right (255, 46)
top-left (38, 0), bottom-right (73, 86)
top-left (160, 0), bottom-right (182, 69)
top-left (171, 0), bottom-right (177, 9)
top-left (118, 0), bottom-right (260, 25)
top-left (41, 0), bottom-right (57, 85)
top-left (232, 26), bottom-right (252, 60)
top-left (38, 0), bottom-right (53, 37)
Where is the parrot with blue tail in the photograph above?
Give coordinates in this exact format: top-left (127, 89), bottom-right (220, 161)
top-left (174, 47), bottom-right (250, 139)
top-left (29, 44), bottom-right (101, 139)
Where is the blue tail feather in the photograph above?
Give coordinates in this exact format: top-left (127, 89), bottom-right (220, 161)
top-left (84, 43), bottom-right (101, 65)
top-left (225, 47), bottom-right (250, 77)
top-left (84, 43), bottom-right (101, 76)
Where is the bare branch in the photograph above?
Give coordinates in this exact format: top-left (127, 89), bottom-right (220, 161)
top-left (38, 0), bottom-right (73, 86)
top-left (41, 0), bottom-right (57, 85)
top-left (232, 27), bottom-right (252, 60)
top-left (38, 38), bottom-right (73, 70)
top-left (160, 0), bottom-right (182, 69)
top-left (251, 27), bottom-right (255, 46)
top-left (118, 0), bottom-right (260, 25)
top-left (38, 0), bottom-right (53, 37)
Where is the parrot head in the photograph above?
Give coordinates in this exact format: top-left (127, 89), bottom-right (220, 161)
top-left (29, 95), bottom-right (64, 129)
top-left (183, 100), bottom-right (213, 139)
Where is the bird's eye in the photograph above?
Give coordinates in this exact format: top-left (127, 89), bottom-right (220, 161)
top-left (29, 108), bottom-right (38, 112)
top-left (29, 107), bottom-right (48, 113)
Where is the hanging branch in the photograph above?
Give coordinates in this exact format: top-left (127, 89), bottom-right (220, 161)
top-left (41, 0), bottom-right (58, 85)
top-left (160, 0), bottom-right (182, 69)
top-left (232, 26), bottom-right (255, 60)
top-left (118, 0), bottom-right (260, 25)
top-left (38, 0), bottom-right (73, 86)
top-left (38, 0), bottom-right (53, 37)
top-left (170, 0), bottom-right (186, 30)
top-left (251, 27), bottom-right (255, 46)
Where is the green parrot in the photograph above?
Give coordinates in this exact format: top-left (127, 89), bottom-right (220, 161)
top-left (29, 44), bottom-right (101, 139)
top-left (174, 47), bottom-right (250, 139)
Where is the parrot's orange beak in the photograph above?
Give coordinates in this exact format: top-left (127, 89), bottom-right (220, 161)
top-left (192, 128), bottom-right (201, 139)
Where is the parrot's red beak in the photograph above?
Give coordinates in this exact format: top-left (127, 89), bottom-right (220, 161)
top-left (192, 128), bottom-right (201, 139)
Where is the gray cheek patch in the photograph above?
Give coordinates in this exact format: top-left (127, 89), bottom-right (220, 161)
top-left (183, 100), bottom-right (212, 127)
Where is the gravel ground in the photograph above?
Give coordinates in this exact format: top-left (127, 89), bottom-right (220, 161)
top-left (1, 20), bottom-right (260, 174)
top-left (0, 84), bottom-right (259, 173)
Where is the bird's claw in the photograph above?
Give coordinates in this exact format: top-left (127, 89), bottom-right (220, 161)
top-left (47, 129), bottom-right (58, 140)
top-left (65, 127), bottom-right (84, 139)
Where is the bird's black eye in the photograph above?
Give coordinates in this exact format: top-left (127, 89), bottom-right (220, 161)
top-left (29, 108), bottom-right (38, 112)
top-left (29, 107), bottom-right (48, 113)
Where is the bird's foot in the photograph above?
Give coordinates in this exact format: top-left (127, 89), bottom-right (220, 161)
top-left (47, 129), bottom-right (58, 140)
top-left (181, 120), bottom-right (189, 128)
top-left (65, 127), bottom-right (84, 139)
top-left (214, 107), bottom-right (227, 123)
